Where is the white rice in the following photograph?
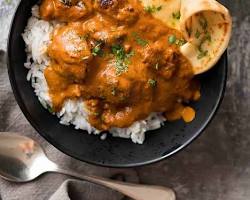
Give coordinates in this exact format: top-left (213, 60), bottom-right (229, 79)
top-left (22, 6), bottom-right (166, 144)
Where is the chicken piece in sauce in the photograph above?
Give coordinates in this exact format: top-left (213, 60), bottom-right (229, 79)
top-left (41, 0), bottom-right (200, 130)
top-left (40, 0), bottom-right (93, 22)
top-left (83, 14), bottom-right (128, 44)
top-left (93, 0), bottom-right (140, 25)
top-left (48, 23), bottom-right (92, 65)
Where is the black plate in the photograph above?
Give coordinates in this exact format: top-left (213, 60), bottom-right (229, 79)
top-left (7, 0), bottom-right (227, 167)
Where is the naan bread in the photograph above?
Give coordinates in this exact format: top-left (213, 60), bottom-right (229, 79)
top-left (179, 0), bottom-right (232, 74)
top-left (140, 0), bottom-right (181, 29)
top-left (140, 0), bottom-right (232, 74)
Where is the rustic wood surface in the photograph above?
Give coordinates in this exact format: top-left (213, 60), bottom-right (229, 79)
top-left (0, 1), bottom-right (249, 199)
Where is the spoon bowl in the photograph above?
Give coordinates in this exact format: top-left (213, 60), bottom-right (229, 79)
top-left (0, 132), bottom-right (175, 200)
top-left (0, 132), bottom-right (56, 182)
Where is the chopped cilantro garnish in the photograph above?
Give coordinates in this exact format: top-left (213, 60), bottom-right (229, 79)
top-left (148, 79), bottom-right (157, 87)
top-left (172, 11), bottom-right (181, 20)
top-left (199, 17), bottom-right (208, 30)
top-left (204, 32), bottom-right (212, 42)
top-left (198, 33), bottom-right (211, 52)
top-left (176, 38), bottom-right (187, 46)
top-left (197, 50), bottom-right (208, 59)
top-left (144, 5), bottom-right (162, 14)
top-left (168, 35), bottom-right (186, 46)
top-left (92, 42), bottom-right (103, 57)
top-left (111, 44), bottom-right (134, 76)
top-left (47, 106), bottom-right (54, 113)
top-left (195, 30), bottom-right (201, 39)
top-left (196, 16), bottom-right (211, 59)
top-left (197, 33), bottom-right (211, 59)
top-left (132, 32), bottom-right (148, 47)
top-left (79, 34), bottom-right (89, 40)
top-left (168, 35), bottom-right (176, 44)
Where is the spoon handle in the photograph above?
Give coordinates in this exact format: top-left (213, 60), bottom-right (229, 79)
top-left (54, 168), bottom-right (175, 200)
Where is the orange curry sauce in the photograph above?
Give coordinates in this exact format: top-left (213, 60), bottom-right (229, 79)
top-left (40, 0), bottom-right (200, 130)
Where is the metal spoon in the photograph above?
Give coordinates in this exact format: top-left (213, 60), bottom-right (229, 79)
top-left (0, 132), bottom-right (175, 200)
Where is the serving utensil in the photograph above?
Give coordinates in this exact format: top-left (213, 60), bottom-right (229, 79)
top-left (0, 132), bottom-right (175, 200)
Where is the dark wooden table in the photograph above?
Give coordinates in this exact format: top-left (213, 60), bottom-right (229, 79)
top-left (0, 1), bottom-right (249, 200)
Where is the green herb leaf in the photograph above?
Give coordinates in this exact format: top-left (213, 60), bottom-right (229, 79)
top-left (79, 34), bottom-right (89, 40)
top-left (197, 50), bottom-right (208, 59)
top-left (144, 5), bottom-right (162, 14)
top-left (47, 106), bottom-right (54, 113)
top-left (168, 35), bottom-right (176, 44)
top-left (111, 44), bottom-right (134, 76)
top-left (148, 79), bottom-right (157, 87)
top-left (205, 32), bottom-right (212, 42)
top-left (126, 50), bottom-right (135, 58)
top-left (195, 30), bottom-right (201, 39)
top-left (176, 38), bottom-right (187, 46)
top-left (111, 44), bottom-right (126, 60)
top-left (198, 33), bottom-right (211, 52)
top-left (132, 32), bottom-right (148, 47)
top-left (172, 11), bottom-right (181, 20)
top-left (92, 42), bottom-right (103, 57)
top-left (199, 17), bottom-right (208, 30)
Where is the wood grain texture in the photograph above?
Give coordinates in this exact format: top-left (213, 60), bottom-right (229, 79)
top-left (0, 1), bottom-right (249, 200)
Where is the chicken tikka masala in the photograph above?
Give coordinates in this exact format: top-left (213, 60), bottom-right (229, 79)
top-left (40, 0), bottom-right (200, 131)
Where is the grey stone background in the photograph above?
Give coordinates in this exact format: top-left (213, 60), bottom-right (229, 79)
top-left (0, 0), bottom-right (250, 199)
